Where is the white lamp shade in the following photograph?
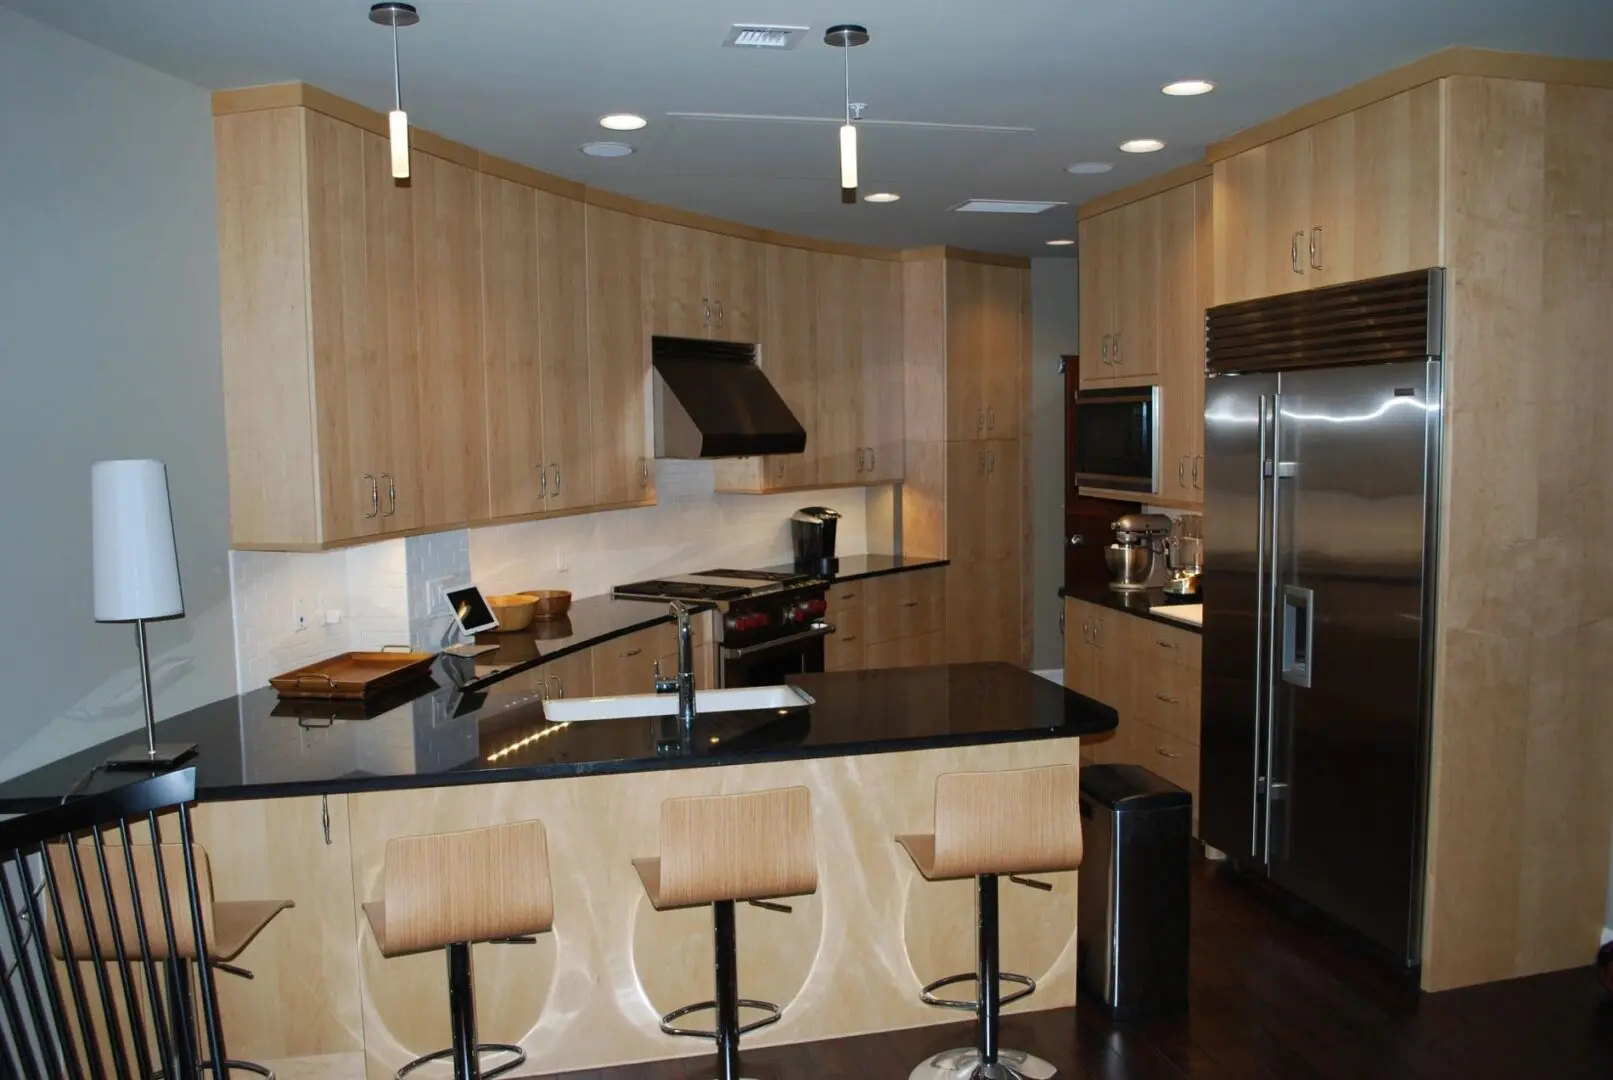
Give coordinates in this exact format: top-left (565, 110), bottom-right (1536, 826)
top-left (93, 459), bottom-right (183, 622)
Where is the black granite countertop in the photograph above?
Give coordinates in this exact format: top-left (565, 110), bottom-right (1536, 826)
top-left (0, 663), bottom-right (1114, 811)
top-left (1058, 583), bottom-right (1204, 633)
top-left (757, 553), bottom-right (949, 583)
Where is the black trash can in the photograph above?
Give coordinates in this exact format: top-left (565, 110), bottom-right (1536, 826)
top-left (1077, 763), bottom-right (1191, 1020)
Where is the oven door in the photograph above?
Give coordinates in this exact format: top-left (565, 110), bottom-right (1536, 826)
top-left (721, 623), bottom-right (832, 687)
top-left (1073, 385), bottom-right (1160, 494)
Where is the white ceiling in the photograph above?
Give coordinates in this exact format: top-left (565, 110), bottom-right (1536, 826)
top-left (6, 0), bottom-right (1612, 256)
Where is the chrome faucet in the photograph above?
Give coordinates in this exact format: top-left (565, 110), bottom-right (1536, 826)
top-left (653, 600), bottom-right (698, 733)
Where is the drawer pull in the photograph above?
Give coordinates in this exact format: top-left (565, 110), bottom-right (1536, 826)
top-left (1155, 639), bottom-right (1179, 650)
top-left (1155, 747), bottom-right (1181, 759)
top-left (1156, 693), bottom-right (1180, 705)
top-left (900, 600), bottom-right (921, 608)
top-left (621, 647), bottom-right (643, 658)
top-left (838, 635), bottom-right (858, 643)
top-left (838, 592), bottom-right (856, 600)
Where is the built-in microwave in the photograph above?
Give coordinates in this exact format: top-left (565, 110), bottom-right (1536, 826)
top-left (1072, 384), bottom-right (1160, 494)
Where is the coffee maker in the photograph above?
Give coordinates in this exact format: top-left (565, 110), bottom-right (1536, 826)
top-left (1106, 513), bottom-right (1173, 591)
top-left (791, 507), bottom-right (841, 574)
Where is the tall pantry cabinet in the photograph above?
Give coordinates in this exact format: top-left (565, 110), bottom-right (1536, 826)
top-left (901, 252), bottom-right (1032, 667)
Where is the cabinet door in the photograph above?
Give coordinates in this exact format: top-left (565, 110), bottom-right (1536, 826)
top-left (859, 257), bottom-right (905, 482)
top-left (1157, 181), bottom-right (1200, 504)
top-left (946, 439), bottom-right (1020, 563)
top-left (945, 259), bottom-right (987, 439)
top-left (814, 252), bottom-right (863, 485)
top-left (705, 232), bottom-right (763, 343)
top-left (980, 264), bottom-right (1024, 440)
top-left (537, 191), bottom-right (595, 512)
top-left (825, 602), bottom-right (865, 671)
top-left (1309, 83), bottom-right (1442, 288)
top-left (480, 175), bottom-right (546, 519)
top-left (1078, 212), bottom-right (1117, 386)
top-left (587, 206), bottom-right (651, 507)
top-left (593, 624), bottom-right (676, 696)
top-left (944, 558), bottom-right (1021, 665)
top-left (1111, 196), bottom-right (1161, 380)
top-left (643, 220), bottom-right (708, 338)
top-left (412, 151), bottom-right (489, 529)
top-left (1213, 131), bottom-right (1312, 306)
top-left (538, 648), bottom-right (595, 707)
top-left (863, 568), bottom-right (945, 644)
top-left (867, 630), bottom-right (944, 670)
top-left (1264, 128), bottom-right (1314, 298)
top-left (1192, 176), bottom-right (1212, 493)
top-left (305, 113), bottom-right (382, 543)
top-left (761, 244), bottom-right (818, 489)
top-left (1063, 599), bottom-right (1091, 693)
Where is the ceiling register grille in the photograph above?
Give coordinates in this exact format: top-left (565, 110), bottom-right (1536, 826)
top-left (722, 25), bottom-right (809, 50)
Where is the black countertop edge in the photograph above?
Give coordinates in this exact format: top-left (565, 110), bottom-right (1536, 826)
top-left (756, 554), bottom-right (950, 585)
top-left (1058, 583), bottom-right (1203, 633)
top-left (21, 724), bottom-right (1089, 810)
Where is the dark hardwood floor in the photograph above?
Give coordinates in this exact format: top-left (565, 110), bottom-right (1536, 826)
top-left (537, 853), bottom-right (1613, 1080)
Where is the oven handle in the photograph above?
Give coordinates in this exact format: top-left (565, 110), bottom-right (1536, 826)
top-left (721, 622), bottom-right (835, 659)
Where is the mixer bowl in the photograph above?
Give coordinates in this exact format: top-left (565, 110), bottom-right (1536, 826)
top-left (1105, 544), bottom-right (1154, 590)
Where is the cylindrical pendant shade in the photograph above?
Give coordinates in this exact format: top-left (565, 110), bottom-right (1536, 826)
top-left (93, 459), bottom-right (183, 622)
top-left (389, 109), bottom-right (410, 178)
top-left (839, 122), bottom-right (858, 191)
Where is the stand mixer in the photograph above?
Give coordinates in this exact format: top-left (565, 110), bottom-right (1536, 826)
top-left (1105, 514), bottom-right (1173, 591)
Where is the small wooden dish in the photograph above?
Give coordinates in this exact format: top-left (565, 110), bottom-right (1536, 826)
top-left (520, 589), bottom-right (572, 621)
top-left (486, 594), bottom-right (539, 632)
top-left (270, 648), bottom-right (436, 700)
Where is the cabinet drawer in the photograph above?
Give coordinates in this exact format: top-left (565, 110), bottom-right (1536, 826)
top-left (1139, 621), bottom-right (1201, 670)
top-left (1136, 720), bottom-right (1198, 794)
top-left (864, 569), bottom-right (945, 644)
top-left (866, 629), bottom-right (944, 670)
top-left (825, 604), bottom-right (865, 672)
top-left (828, 581), bottom-right (864, 607)
top-left (1135, 660), bottom-right (1201, 746)
top-left (592, 624), bottom-right (675, 696)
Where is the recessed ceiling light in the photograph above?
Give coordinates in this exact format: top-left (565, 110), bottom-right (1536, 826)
top-left (1065, 161), bottom-right (1114, 175)
top-left (1119, 138), bottom-right (1166, 154)
top-left (1046, 239), bottom-right (1076, 246)
top-left (599, 113), bottom-right (647, 131)
top-left (950, 198), bottom-right (1068, 214)
top-left (580, 141), bottom-right (634, 158)
top-left (1162, 80), bottom-right (1216, 97)
top-left (864, 192), bottom-right (901, 203)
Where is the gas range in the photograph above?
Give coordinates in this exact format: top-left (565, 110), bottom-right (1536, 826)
top-left (613, 568), bottom-right (830, 658)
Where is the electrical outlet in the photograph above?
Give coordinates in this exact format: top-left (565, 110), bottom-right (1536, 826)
top-left (292, 595), bottom-right (309, 633)
top-left (555, 548), bottom-right (572, 573)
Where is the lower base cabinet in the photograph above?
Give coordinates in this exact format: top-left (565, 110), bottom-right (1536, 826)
top-left (1065, 597), bottom-right (1203, 831)
top-left (825, 568), bottom-right (946, 671)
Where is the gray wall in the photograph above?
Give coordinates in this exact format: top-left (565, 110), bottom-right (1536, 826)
top-left (0, 9), bottom-right (236, 780)
top-left (1029, 258), bottom-right (1077, 671)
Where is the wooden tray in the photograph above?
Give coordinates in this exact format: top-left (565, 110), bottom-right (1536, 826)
top-left (270, 648), bottom-right (437, 700)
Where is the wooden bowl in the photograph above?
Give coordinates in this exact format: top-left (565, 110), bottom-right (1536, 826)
top-left (520, 589), bottom-right (573, 621)
top-left (485, 594), bottom-right (539, 633)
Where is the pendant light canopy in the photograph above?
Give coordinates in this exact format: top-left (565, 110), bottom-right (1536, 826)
top-left (825, 24), bottom-right (869, 205)
top-left (369, 2), bottom-right (419, 180)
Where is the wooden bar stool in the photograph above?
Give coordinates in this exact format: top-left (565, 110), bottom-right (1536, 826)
top-left (633, 786), bottom-right (817, 1080)
top-left (363, 820), bottom-right (553, 1080)
top-left (897, 764), bottom-right (1083, 1080)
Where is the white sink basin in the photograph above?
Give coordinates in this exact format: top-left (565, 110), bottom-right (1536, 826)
top-left (541, 685), bottom-right (815, 723)
top-left (1153, 603), bottom-right (1203, 627)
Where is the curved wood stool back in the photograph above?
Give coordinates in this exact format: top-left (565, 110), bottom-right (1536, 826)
top-left (634, 786), bottom-right (818, 1080)
top-left (897, 764), bottom-right (1083, 1080)
top-left (364, 819), bottom-right (553, 1080)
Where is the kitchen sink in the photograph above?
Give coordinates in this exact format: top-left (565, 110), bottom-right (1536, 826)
top-left (541, 684), bottom-right (815, 723)
top-left (1153, 604), bottom-right (1203, 627)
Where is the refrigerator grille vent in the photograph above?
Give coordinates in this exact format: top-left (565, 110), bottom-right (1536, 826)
top-left (1207, 268), bottom-right (1443, 374)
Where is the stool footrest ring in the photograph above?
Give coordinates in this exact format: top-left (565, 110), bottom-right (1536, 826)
top-left (394, 1042), bottom-right (525, 1080)
top-left (919, 971), bottom-right (1036, 1011)
top-left (659, 997), bottom-right (783, 1039)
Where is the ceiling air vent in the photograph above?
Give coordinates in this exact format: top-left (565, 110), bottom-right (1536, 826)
top-left (722, 24), bottom-right (810, 50)
top-left (950, 199), bottom-right (1068, 214)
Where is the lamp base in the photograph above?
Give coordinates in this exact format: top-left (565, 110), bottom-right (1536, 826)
top-left (104, 742), bottom-right (197, 770)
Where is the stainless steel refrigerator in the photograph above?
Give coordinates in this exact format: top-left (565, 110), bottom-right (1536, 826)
top-left (1200, 268), bottom-right (1443, 967)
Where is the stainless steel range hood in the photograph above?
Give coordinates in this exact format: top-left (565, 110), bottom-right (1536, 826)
top-left (652, 336), bottom-right (807, 459)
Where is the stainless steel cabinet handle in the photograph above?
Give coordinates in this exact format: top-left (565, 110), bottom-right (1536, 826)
top-left (856, 448), bottom-right (866, 473)
top-left (1156, 639), bottom-right (1180, 650)
top-left (1156, 746), bottom-right (1182, 759)
top-left (986, 448), bottom-right (995, 473)
top-left (776, 460), bottom-right (785, 481)
top-left (1101, 334), bottom-right (1111, 366)
top-left (1291, 232), bottom-right (1305, 274)
top-left (716, 300), bottom-right (725, 326)
top-left (977, 405), bottom-right (986, 433)
top-left (986, 405), bottom-right (995, 431)
top-left (1179, 456), bottom-right (1187, 486)
top-left (381, 473), bottom-right (397, 516)
top-left (363, 474), bottom-right (379, 518)
top-left (537, 464), bottom-right (547, 500)
top-left (551, 464), bottom-right (562, 498)
top-left (1310, 227), bottom-right (1322, 270)
top-left (837, 591), bottom-right (856, 600)
top-left (1193, 455), bottom-right (1202, 488)
top-left (1156, 693), bottom-right (1181, 704)
top-left (640, 457), bottom-right (649, 487)
top-left (1113, 333), bottom-right (1122, 367)
top-left (839, 634), bottom-right (857, 643)
top-left (867, 446), bottom-right (876, 472)
top-left (978, 449), bottom-right (986, 474)
top-left (621, 647), bottom-right (643, 658)
top-left (701, 298), bottom-right (710, 326)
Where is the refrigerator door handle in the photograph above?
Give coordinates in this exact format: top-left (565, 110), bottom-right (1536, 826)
top-left (1281, 585), bottom-right (1315, 688)
top-left (1253, 393), bottom-right (1273, 859)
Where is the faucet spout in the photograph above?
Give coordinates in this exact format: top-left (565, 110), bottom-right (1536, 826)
top-left (669, 600), bottom-right (697, 734)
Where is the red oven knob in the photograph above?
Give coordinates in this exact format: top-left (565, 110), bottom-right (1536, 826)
top-left (806, 599), bottom-right (828, 617)
top-left (742, 613), bottom-right (769, 632)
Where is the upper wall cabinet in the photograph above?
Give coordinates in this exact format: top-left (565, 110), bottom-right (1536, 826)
top-left (1213, 82), bottom-right (1442, 306)
top-left (945, 260), bottom-right (1027, 439)
top-left (587, 206), bottom-right (654, 507)
top-left (1078, 198), bottom-right (1162, 388)
top-left (643, 221), bottom-right (763, 343)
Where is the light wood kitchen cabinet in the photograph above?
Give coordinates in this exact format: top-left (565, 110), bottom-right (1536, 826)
top-left (863, 568), bottom-right (946, 646)
top-left (1213, 82), bottom-right (1441, 305)
top-left (593, 623), bottom-right (677, 697)
top-left (538, 648), bottom-right (594, 702)
top-left (824, 601), bottom-right (865, 672)
top-left (945, 441), bottom-right (1021, 565)
top-left (1077, 211), bottom-right (1117, 389)
top-left (643, 221), bottom-right (763, 342)
top-left (945, 261), bottom-right (1025, 439)
top-left (483, 178), bottom-right (594, 519)
top-left (827, 570), bottom-right (947, 671)
top-left (587, 205), bottom-right (653, 507)
top-left (859, 257), bottom-right (906, 481)
top-left (1077, 198), bottom-right (1159, 386)
top-left (1156, 177), bottom-right (1211, 505)
top-left (815, 253), bottom-right (866, 486)
top-left (412, 150), bottom-right (490, 529)
top-left (866, 630), bottom-right (945, 670)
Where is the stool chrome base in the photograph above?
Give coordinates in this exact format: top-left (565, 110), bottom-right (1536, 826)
top-left (659, 998), bottom-right (782, 1039)
top-left (908, 1047), bottom-right (1058, 1080)
top-left (394, 1044), bottom-right (525, 1080)
top-left (154, 1061), bottom-right (275, 1079)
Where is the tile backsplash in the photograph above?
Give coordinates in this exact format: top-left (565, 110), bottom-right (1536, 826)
top-left (229, 461), bottom-right (874, 690)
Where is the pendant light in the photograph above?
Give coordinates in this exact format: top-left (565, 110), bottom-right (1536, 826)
top-left (825, 24), bottom-right (869, 204)
top-left (369, 2), bottom-right (419, 179)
